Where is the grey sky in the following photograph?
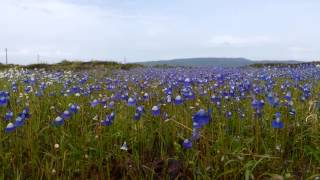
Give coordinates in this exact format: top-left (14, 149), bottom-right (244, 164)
top-left (1, 0), bottom-right (320, 64)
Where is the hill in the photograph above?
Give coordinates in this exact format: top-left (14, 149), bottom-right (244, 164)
top-left (139, 58), bottom-right (304, 67)
top-left (140, 57), bottom-right (253, 67)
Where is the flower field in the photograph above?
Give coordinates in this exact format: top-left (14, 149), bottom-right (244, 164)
top-left (0, 65), bottom-right (319, 179)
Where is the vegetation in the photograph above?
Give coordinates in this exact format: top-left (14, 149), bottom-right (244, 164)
top-left (0, 64), bottom-right (319, 179)
top-left (23, 60), bottom-right (144, 71)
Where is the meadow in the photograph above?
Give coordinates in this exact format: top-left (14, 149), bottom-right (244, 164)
top-left (0, 63), bottom-right (319, 179)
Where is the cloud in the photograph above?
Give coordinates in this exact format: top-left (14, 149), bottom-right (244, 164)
top-left (0, 0), bottom-right (172, 64)
top-left (208, 35), bottom-right (275, 47)
top-left (0, 0), bottom-right (319, 63)
top-left (288, 46), bottom-right (312, 53)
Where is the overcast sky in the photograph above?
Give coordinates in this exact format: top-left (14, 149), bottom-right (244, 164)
top-left (1, 0), bottom-right (320, 64)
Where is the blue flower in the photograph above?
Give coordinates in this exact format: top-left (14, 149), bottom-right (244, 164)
top-left (12, 85), bottom-right (18, 92)
top-left (5, 122), bottom-right (15, 133)
top-left (40, 82), bottom-right (46, 90)
top-left (192, 121), bottom-right (201, 129)
top-left (4, 111), bottom-right (13, 121)
top-left (182, 139), bottom-right (192, 149)
top-left (121, 93), bottom-right (129, 101)
top-left (272, 121), bottom-right (284, 129)
top-left (133, 112), bottom-right (141, 121)
top-left (258, 100), bottom-right (265, 109)
top-left (95, 84), bottom-right (102, 91)
top-left (101, 119), bottom-right (112, 126)
top-left (127, 97), bottom-right (136, 106)
top-left (272, 97), bottom-right (280, 107)
top-left (14, 116), bottom-right (25, 127)
top-left (184, 78), bottom-right (192, 87)
top-left (210, 95), bottom-right (219, 103)
top-left (100, 99), bottom-right (107, 106)
top-left (108, 112), bottom-right (115, 121)
top-left (184, 91), bottom-right (195, 100)
top-left (251, 98), bottom-right (258, 108)
top-left (101, 112), bottom-right (115, 126)
top-left (23, 79), bottom-right (30, 84)
top-left (91, 99), bottom-right (99, 107)
top-left (69, 104), bottom-right (80, 114)
top-left (107, 85), bottom-right (114, 90)
top-left (53, 116), bottom-right (64, 126)
top-left (12, 82), bottom-right (18, 92)
top-left (174, 95), bottom-right (183, 105)
top-left (285, 91), bottom-right (292, 101)
top-left (143, 93), bottom-right (149, 100)
top-left (21, 107), bottom-right (30, 119)
top-left (136, 106), bottom-right (144, 114)
top-left (225, 111), bottom-right (232, 119)
top-left (71, 86), bottom-right (80, 93)
top-left (267, 93), bottom-right (275, 105)
top-left (109, 101), bottom-right (115, 108)
top-left (164, 87), bottom-right (173, 95)
top-left (24, 86), bottom-right (32, 93)
top-left (252, 99), bottom-right (264, 110)
top-left (272, 112), bottom-right (284, 129)
top-left (151, 105), bottom-right (160, 116)
top-left (0, 96), bottom-right (8, 106)
top-left (62, 110), bottom-right (72, 119)
top-left (192, 108), bottom-right (212, 128)
top-left (0, 91), bottom-right (9, 97)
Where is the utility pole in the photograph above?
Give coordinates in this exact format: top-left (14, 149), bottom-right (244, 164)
top-left (37, 54), bottom-right (40, 64)
top-left (123, 56), bottom-right (127, 64)
top-left (5, 48), bottom-right (8, 65)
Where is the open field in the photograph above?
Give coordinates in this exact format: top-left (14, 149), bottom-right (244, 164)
top-left (0, 62), bottom-right (320, 179)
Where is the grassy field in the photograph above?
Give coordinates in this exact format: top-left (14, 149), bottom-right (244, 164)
top-left (0, 63), bottom-right (319, 179)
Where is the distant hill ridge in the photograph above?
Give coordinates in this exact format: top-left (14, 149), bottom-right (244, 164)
top-left (139, 57), bottom-right (304, 67)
